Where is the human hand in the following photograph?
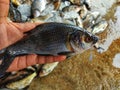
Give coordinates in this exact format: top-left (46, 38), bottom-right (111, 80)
top-left (0, 0), bottom-right (66, 72)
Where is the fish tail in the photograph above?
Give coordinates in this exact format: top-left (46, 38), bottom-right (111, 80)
top-left (0, 48), bottom-right (6, 60)
top-left (0, 49), bottom-right (15, 78)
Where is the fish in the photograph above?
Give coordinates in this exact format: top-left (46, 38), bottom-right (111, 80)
top-left (9, 2), bottom-right (22, 22)
top-left (91, 20), bottom-right (108, 34)
top-left (11, 0), bottom-right (20, 6)
top-left (0, 22), bottom-right (98, 76)
top-left (0, 66), bottom-right (37, 89)
top-left (62, 5), bottom-right (81, 13)
top-left (53, 0), bottom-right (61, 10)
top-left (31, 0), bottom-right (47, 18)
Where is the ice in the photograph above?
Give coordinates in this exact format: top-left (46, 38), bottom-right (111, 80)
top-left (112, 53), bottom-right (120, 68)
top-left (98, 6), bottom-right (120, 52)
top-left (90, 0), bottom-right (116, 16)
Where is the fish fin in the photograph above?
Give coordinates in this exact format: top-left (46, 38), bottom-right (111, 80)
top-left (0, 48), bottom-right (7, 78)
top-left (0, 48), bottom-right (6, 60)
top-left (58, 51), bottom-right (74, 59)
top-left (24, 29), bottom-right (34, 35)
top-left (58, 51), bottom-right (74, 55)
top-left (0, 53), bottom-right (15, 76)
top-left (24, 24), bottom-right (44, 35)
top-left (24, 25), bottom-right (39, 35)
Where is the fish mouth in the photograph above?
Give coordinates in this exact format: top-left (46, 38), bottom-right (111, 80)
top-left (92, 35), bottom-right (99, 44)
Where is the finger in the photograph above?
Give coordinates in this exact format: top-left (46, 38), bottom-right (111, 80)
top-left (7, 56), bottom-right (27, 72)
top-left (45, 56), bottom-right (54, 63)
top-left (25, 55), bottom-right (66, 65)
top-left (17, 56), bottom-right (27, 70)
top-left (7, 57), bottom-right (19, 72)
top-left (7, 54), bottom-right (37, 72)
top-left (37, 56), bottom-right (46, 64)
top-left (0, 24), bottom-right (8, 49)
top-left (26, 54), bottom-right (37, 66)
top-left (52, 55), bottom-right (66, 62)
top-left (11, 22), bottom-right (42, 33)
top-left (38, 55), bottom-right (66, 64)
top-left (7, 55), bottom-right (66, 72)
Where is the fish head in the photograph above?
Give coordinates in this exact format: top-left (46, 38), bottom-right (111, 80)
top-left (70, 29), bottom-right (99, 53)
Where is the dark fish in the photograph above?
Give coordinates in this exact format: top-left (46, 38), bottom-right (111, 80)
top-left (0, 67), bottom-right (37, 89)
top-left (9, 2), bottom-right (22, 22)
top-left (0, 22), bottom-right (98, 76)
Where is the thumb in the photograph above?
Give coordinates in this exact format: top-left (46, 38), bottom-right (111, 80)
top-left (11, 22), bottom-right (43, 33)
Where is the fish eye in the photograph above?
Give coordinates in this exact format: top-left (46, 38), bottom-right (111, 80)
top-left (84, 36), bottom-right (93, 43)
top-left (74, 6), bottom-right (78, 9)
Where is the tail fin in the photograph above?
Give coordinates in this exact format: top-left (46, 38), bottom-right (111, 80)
top-left (0, 48), bottom-right (6, 60)
top-left (0, 49), bottom-right (15, 77)
top-left (0, 48), bottom-right (6, 78)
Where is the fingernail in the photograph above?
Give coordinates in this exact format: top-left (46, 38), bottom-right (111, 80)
top-left (59, 55), bottom-right (66, 60)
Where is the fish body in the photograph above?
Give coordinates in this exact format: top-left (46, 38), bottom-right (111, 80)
top-left (0, 22), bottom-right (98, 76)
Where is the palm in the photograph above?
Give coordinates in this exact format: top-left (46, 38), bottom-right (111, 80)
top-left (0, 22), bottom-right (39, 49)
top-left (0, 0), bottom-right (66, 72)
